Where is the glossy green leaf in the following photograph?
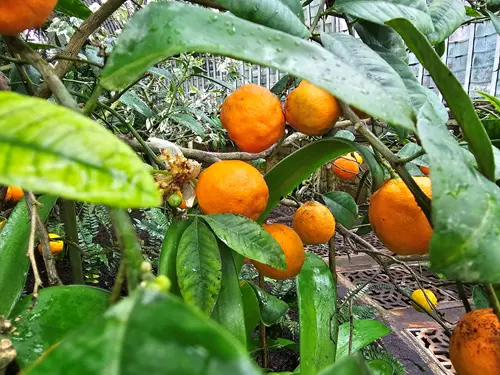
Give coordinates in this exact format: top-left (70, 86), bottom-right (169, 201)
top-left (354, 20), bottom-right (407, 62)
top-left (259, 138), bottom-right (384, 221)
top-left (336, 320), bottom-right (392, 360)
top-left (240, 281), bottom-right (261, 340)
top-left (487, 10), bottom-right (500, 35)
top-left (417, 102), bottom-right (500, 283)
top-left (248, 283), bottom-right (289, 326)
top-left (426, 0), bottom-right (465, 45)
top-left (119, 91), bottom-right (154, 118)
top-left (25, 289), bottom-right (261, 375)
top-left (159, 217), bottom-right (193, 296)
top-left (55, 0), bottom-right (92, 19)
top-left (435, 40), bottom-right (446, 57)
top-left (212, 244), bottom-right (246, 344)
top-left (0, 92), bottom-right (160, 208)
top-left (387, 18), bottom-right (495, 181)
top-left (334, 130), bottom-right (356, 141)
top-left (0, 195), bottom-right (57, 316)
top-left (356, 214), bottom-right (372, 236)
top-left (367, 359), bottom-right (394, 375)
top-left (199, 214), bottom-right (286, 270)
top-left (317, 353), bottom-right (372, 375)
top-left (322, 191), bottom-right (358, 229)
top-left (335, 0), bottom-right (434, 34)
top-left (176, 218), bottom-right (222, 314)
top-left (100, 1), bottom-right (415, 129)
top-left (321, 32), bottom-right (414, 131)
top-left (472, 285), bottom-right (490, 309)
top-left (465, 6), bottom-right (483, 17)
top-left (249, 337), bottom-right (298, 354)
top-left (9, 286), bottom-right (110, 368)
top-left (279, 0), bottom-right (304, 22)
top-left (214, 0), bottom-right (310, 38)
top-left (297, 253), bottom-right (337, 375)
top-left (168, 113), bottom-right (206, 137)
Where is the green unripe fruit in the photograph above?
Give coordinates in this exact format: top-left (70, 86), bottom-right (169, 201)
top-left (167, 193), bottom-right (182, 208)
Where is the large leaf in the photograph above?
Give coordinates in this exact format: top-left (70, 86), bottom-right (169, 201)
top-left (0, 92), bottom-right (160, 208)
top-left (322, 191), bottom-right (358, 229)
top-left (214, 0), bottom-right (310, 38)
top-left (119, 91), bottom-right (154, 118)
top-left (297, 253), bottom-right (337, 375)
top-left (367, 360), bottom-right (394, 375)
top-left (417, 102), bottom-right (500, 283)
top-left (487, 10), bottom-right (500, 36)
top-left (259, 138), bottom-right (384, 221)
top-left (336, 320), bottom-right (392, 360)
top-left (9, 286), bottom-right (110, 368)
top-left (168, 113), bottom-right (206, 137)
top-left (100, 1), bottom-right (415, 130)
top-left (248, 283), bottom-right (289, 326)
top-left (472, 285), bottom-right (490, 309)
top-left (0, 195), bottom-right (57, 316)
top-left (426, 0), bottom-right (466, 45)
top-left (240, 281), bottom-right (262, 341)
top-left (334, 0), bottom-right (434, 34)
top-left (317, 353), bottom-right (372, 375)
top-left (279, 0), bottom-right (304, 22)
top-left (212, 244), bottom-right (247, 344)
top-left (199, 214), bottom-right (286, 270)
top-left (176, 218), bottom-right (222, 314)
top-left (159, 217), bottom-right (193, 296)
top-left (354, 20), bottom-right (407, 62)
top-left (321, 32), bottom-right (413, 131)
top-left (387, 18), bottom-right (496, 181)
top-left (55, 0), bottom-right (92, 19)
top-left (25, 289), bottom-right (261, 375)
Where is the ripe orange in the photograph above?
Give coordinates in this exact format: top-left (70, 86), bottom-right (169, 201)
top-left (37, 233), bottom-right (64, 255)
top-left (419, 165), bottom-right (430, 175)
top-left (196, 160), bottom-right (269, 220)
top-left (333, 154), bottom-right (359, 181)
top-left (5, 186), bottom-right (24, 202)
top-left (449, 308), bottom-right (500, 375)
top-left (252, 224), bottom-right (305, 280)
top-left (0, 0), bottom-right (58, 35)
top-left (292, 201), bottom-right (335, 245)
top-left (220, 84), bottom-right (285, 153)
top-left (368, 177), bottom-right (432, 255)
top-left (284, 81), bottom-right (341, 136)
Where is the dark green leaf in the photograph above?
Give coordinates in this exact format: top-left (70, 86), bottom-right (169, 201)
top-left (259, 138), bottom-right (385, 221)
top-left (214, 0), bottom-right (310, 38)
top-left (317, 353), bottom-right (372, 375)
top-left (191, 73), bottom-right (235, 90)
top-left (9, 65), bottom-right (41, 94)
top-left (168, 113), bottom-right (206, 137)
top-left (55, 0), bottom-right (92, 19)
top-left (100, 2), bottom-right (415, 129)
top-left (367, 359), bottom-right (394, 375)
top-left (486, 10), bottom-right (500, 35)
top-left (0, 92), bottom-right (160, 208)
top-left (426, 0), bottom-right (465, 45)
top-left (297, 253), bottom-right (337, 375)
top-left (240, 281), bottom-right (261, 341)
top-left (334, 130), bottom-right (356, 141)
top-left (0, 195), bottom-right (57, 316)
top-left (212, 244), bottom-right (247, 344)
top-left (119, 91), bottom-right (154, 118)
top-left (199, 214), bottom-right (286, 270)
top-left (26, 42), bottom-right (60, 50)
top-left (355, 214), bottom-right (372, 235)
top-left (387, 18), bottom-right (495, 180)
top-left (472, 285), bottom-right (490, 309)
top-left (322, 191), bottom-right (358, 229)
top-left (488, 0), bottom-right (500, 12)
top-left (270, 74), bottom-right (298, 96)
top-left (177, 218), bottom-right (222, 314)
top-left (9, 286), bottom-right (110, 368)
top-left (465, 6), bottom-right (483, 17)
top-left (279, 0), bottom-right (304, 22)
top-left (25, 289), bottom-right (261, 375)
top-left (354, 20), bottom-right (407, 62)
top-left (159, 217), bottom-right (193, 296)
top-left (248, 283), bottom-right (289, 326)
top-left (435, 40), bottom-right (446, 57)
top-left (334, 0), bottom-right (434, 34)
top-left (477, 90), bottom-right (500, 112)
top-left (336, 320), bottom-right (392, 360)
top-left (148, 67), bottom-right (173, 80)
top-left (249, 337), bottom-right (298, 354)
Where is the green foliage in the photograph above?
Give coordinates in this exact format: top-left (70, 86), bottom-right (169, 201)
top-left (323, 191), bottom-right (358, 229)
top-left (55, 0), bottom-right (92, 19)
top-left (317, 353), bottom-right (372, 375)
top-left (336, 320), bottom-right (392, 360)
top-left (426, 0), bottom-right (465, 45)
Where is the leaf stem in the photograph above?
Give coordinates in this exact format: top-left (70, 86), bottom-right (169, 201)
top-left (486, 284), bottom-right (500, 320)
top-left (82, 85), bottom-right (104, 116)
top-left (397, 149), bottom-right (426, 164)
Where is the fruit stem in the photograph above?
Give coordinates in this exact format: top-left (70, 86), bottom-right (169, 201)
top-left (486, 284), bottom-right (500, 320)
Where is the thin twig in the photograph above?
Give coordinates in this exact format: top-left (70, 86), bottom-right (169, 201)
top-left (26, 196), bottom-right (42, 306)
top-left (456, 281), bottom-right (472, 312)
top-left (110, 258), bottom-right (127, 304)
top-left (348, 299), bottom-right (354, 355)
top-left (397, 149), bottom-right (426, 165)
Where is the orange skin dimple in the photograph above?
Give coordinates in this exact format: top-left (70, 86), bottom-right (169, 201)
top-left (332, 154), bottom-right (359, 181)
top-left (0, 0), bottom-right (58, 35)
top-left (292, 201), bottom-right (335, 245)
top-left (368, 177), bottom-right (432, 255)
top-left (220, 84), bottom-right (285, 153)
top-left (195, 160), bottom-right (269, 220)
top-left (5, 186), bottom-right (24, 202)
top-left (252, 223), bottom-right (305, 280)
top-left (284, 81), bottom-right (341, 136)
top-left (450, 308), bottom-right (500, 375)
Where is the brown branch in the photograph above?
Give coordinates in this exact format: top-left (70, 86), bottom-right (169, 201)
top-left (26, 196), bottom-right (42, 305)
top-left (36, 0), bottom-right (127, 99)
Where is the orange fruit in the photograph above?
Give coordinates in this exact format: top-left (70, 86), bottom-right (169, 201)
top-left (37, 233), bottom-right (64, 256)
top-left (196, 160), bottom-right (269, 220)
top-left (284, 81), bottom-right (341, 136)
top-left (0, 0), bottom-right (58, 35)
top-left (292, 201), bottom-right (335, 245)
top-left (332, 154), bottom-right (359, 181)
top-left (449, 308), bottom-right (500, 375)
top-left (410, 289), bottom-right (437, 313)
top-left (368, 177), bottom-right (432, 255)
top-left (220, 84), bottom-right (285, 153)
top-left (419, 165), bottom-right (430, 175)
top-left (252, 223), bottom-right (305, 280)
top-left (5, 186), bottom-right (24, 202)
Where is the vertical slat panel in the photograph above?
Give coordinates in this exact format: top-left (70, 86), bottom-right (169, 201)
top-left (490, 34), bottom-right (500, 96)
top-left (464, 24), bottom-right (476, 95)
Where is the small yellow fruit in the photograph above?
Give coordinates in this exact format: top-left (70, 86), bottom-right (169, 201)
top-left (410, 289), bottom-right (437, 313)
top-left (353, 152), bottom-right (363, 165)
top-left (37, 233), bottom-right (64, 255)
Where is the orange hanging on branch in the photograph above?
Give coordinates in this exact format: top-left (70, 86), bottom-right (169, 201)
top-left (0, 0), bottom-right (58, 35)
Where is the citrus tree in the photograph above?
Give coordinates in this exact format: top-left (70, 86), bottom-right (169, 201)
top-left (1, 0), bottom-right (500, 374)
